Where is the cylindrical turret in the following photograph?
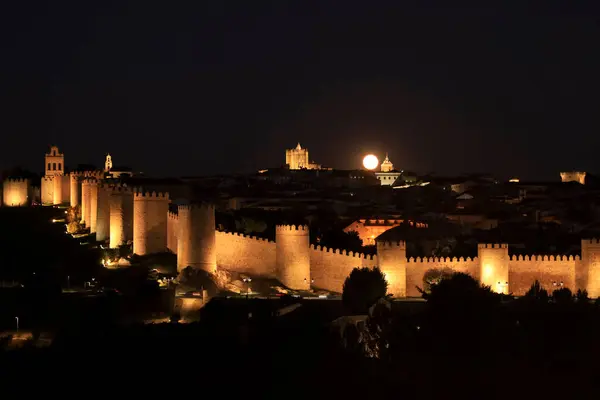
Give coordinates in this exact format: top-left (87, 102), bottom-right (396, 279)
top-left (133, 190), bottom-right (170, 256)
top-left (53, 174), bottom-right (63, 205)
top-left (41, 177), bottom-right (54, 205)
top-left (89, 181), bottom-right (98, 233)
top-left (96, 184), bottom-right (110, 242)
top-left (109, 186), bottom-right (133, 248)
top-left (276, 225), bottom-right (311, 290)
top-left (70, 173), bottom-right (81, 207)
top-left (2, 178), bottom-right (29, 207)
top-left (81, 179), bottom-right (93, 226)
top-left (177, 203), bottom-right (217, 273)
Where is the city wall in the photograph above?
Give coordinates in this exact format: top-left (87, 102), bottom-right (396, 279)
top-left (2, 178), bottom-right (29, 207)
top-left (310, 245), bottom-right (378, 293)
top-left (215, 231), bottom-right (277, 277)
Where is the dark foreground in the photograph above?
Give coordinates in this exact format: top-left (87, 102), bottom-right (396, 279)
top-left (1, 295), bottom-right (600, 399)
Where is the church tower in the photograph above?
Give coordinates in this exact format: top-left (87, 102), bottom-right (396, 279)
top-left (380, 153), bottom-right (394, 172)
top-left (285, 143), bottom-right (310, 170)
top-left (105, 154), bottom-right (113, 172)
top-left (45, 146), bottom-right (64, 177)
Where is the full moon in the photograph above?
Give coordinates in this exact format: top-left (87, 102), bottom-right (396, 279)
top-left (363, 154), bottom-right (379, 170)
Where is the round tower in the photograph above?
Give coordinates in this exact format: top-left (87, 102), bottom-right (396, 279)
top-left (133, 190), bottom-right (170, 256)
top-left (276, 225), bottom-right (311, 290)
top-left (376, 240), bottom-right (407, 297)
top-left (69, 172), bottom-right (82, 207)
top-left (177, 203), bottom-right (217, 273)
top-left (53, 174), bottom-right (63, 205)
top-left (2, 178), bottom-right (29, 207)
top-left (109, 186), bottom-right (133, 248)
top-left (81, 179), bottom-right (93, 226)
top-left (96, 184), bottom-right (110, 242)
top-left (41, 177), bottom-right (54, 205)
top-left (89, 181), bottom-right (99, 233)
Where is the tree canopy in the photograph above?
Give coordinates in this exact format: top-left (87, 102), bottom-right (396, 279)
top-left (342, 267), bottom-right (388, 315)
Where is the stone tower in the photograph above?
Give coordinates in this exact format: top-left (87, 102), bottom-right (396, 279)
top-left (109, 186), bottom-right (133, 248)
top-left (95, 184), bottom-right (111, 242)
top-left (133, 190), bottom-right (169, 256)
top-left (380, 153), bottom-right (394, 172)
top-left (89, 181), bottom-right (99, 233)
top-left (45, 146), bottom-right (64, 177)
top-left (81, 179), bottom-right (93, 226)
top-left (376, 240), bottom-right (407, 297)
top-left (177, 203), bottom-right (217, 273)
top-left (105, 154), bottom-right (113, 172)
top-left (276, 225), bottom-right (311, 290)
top-left (478, 243), bottom-right (509, 294)
top-left (582, 239), bottom-right (600, 298)
top-left (2, 178), bottom-right (29, 207)
top-left (69, 172), bottom-right (83, 207)
top-left (52, 174), bottom-right (63, 205)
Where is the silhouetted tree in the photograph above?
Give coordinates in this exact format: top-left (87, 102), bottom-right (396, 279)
top-left (552, 287), bottom-right (573, 304)
top-left (342, 267), bottom-right (388, 314)
top-left (523, 280), bottom-right (549, 303)
top-left (421, 267), bottom-right (455, 292)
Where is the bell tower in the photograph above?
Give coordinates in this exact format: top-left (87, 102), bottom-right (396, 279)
top-left (105, 154), bottom-right (113, 172)
top-left (45, 146), bottom-right (64, 177)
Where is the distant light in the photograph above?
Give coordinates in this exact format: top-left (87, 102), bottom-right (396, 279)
top-left (509, 178), bottom-right (520, 183)
top-left (362, 154), bottom-right (379, 170)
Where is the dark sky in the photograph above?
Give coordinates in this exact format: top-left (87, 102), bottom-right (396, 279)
top-left (2, 1), bottom-right (599, 179)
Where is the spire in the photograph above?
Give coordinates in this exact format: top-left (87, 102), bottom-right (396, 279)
top-left (296, 142), bottom-right (302, 150)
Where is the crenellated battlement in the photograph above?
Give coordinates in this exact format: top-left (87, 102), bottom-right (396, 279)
top-left (109, 185), bottom-right (133, 194)
top-left (509, 254), bottom-right (580, 262)
top-left (134, 190), bottom-right (169, 200)
top-left (42, 176), bottom-right (54, 182)
top-left (407, 256), bottom-right (478, 263)
top-left (478, 243), bottom-right (508, 249)
top-left (217, 230), bottom-right (275, 243)
top-left (81, 178), bottom-right (98, 185)
top-left (5, 178), bottom-right (28, 183)
top-left (178, 203), bottom-right (214, 212)
top-left (377, 240), bottom-right (407, 249)
top-left (168, 211), bottom-right (179, 220)
top-left (276, 224), bottom-right (309, 232)
top-left (310, 244), bottom-right (376, 260)
top-left (583, 238), bottom-right (600, 245)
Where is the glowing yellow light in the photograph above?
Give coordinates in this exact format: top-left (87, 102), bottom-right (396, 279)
top-left (363, 154), bottom-right (379, 170)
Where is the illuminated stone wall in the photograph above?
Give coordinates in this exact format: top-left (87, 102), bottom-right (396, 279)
top-left (41, 177), bottom-right (54, 205)
top-left (2, 178), bottom-right (29, 207)
top-left (376, 241), bottom-right (407, 297)
top-left (133, 190), bottom-right (169, 256)
top-left (89, 181), bottom-right (99, 233)
top-left (478, 244), bottom-right (510, 294)
top-left (69, 172), bottom-right (83, 207)
top-left (509, 255), bottom-right (578, 296)
top-left (52, 174), bottom-right (63, 205)
top-left (582, 239), bottom-right (600, 298)
top-left (81, 179), bottom-right (93, 226)
top-left (215, 231), bottom-right (276, 277)
top-left (109, 186), bottom-right (133, 248)
top-left (167, 211), bottom-right (178, 253)
top-left (177, 203), bottom-right (216, 273)
top-left (310, 245), bottom-right (378, 293)
top-left (404, 256), bottom-right (480, 297)
top-left (560, 171), bottom-right (586, 185)
top-left (96, 184), bottom-right (110, 242)
top-left (276, 225), bottom-right (311, 290)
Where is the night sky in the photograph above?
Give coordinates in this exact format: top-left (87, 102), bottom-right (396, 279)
top-left (2, 1), bottom-right (599, 179)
